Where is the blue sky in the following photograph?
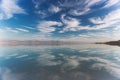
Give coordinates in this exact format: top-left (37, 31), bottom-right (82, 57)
top-left (0, 0), bottom-right (120, 42)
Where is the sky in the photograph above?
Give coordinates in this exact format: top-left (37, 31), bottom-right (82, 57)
top-left (0, 0), bottom-right (120, 42)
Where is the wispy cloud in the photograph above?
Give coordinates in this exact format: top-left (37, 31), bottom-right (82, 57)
top-left (59, 0), bottom-right (102, 16)
top-left (37, 21), bottom-right (62, 33)
top-left (61, 14), bottom-right (80, 28)
top-left (33, 0), bottom-right (104, 17)
top-left (24, 26), bottom-right (36, 30)
top-left (60, 14), bottom-right (81, 33)
top-left (69, 8), bottom-right (90, 16)
top-left (32, 0), bottom-right (40, 9)
top-left (5, 27), bottom-right (19, 33)
top-left (60, 8), bottom-right (120, 33)
top-left (32, 0), bottom-right (49, 18)
top-left (1, 0), bottom-right (120, 41)
top-left (86, 8), bottom-right (120, 30)
top-left (16, 28), bottom-right (29, 32)
top-left (90, 9), bottom-right (120, 24)
top-left (32, 0), bottom-right (46, 9)
top-left (48, 5), bottom-right (61, 13)
top-left (62, 29), bottom-right (120, 42)
top-left (88, 9), bottom-right (120, 30)
top-left (103, 0), bottom-right (120, 8)
top-left (1, 27), bottom-right (30, 33)
top-left (0, 0), bottom-right (26, 20)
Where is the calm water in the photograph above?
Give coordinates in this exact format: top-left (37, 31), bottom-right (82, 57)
top-left (0, 44), bottom-right (120, 80)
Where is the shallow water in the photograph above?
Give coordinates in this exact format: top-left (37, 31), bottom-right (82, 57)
top-left (0, 44), bottom-right (120, 80)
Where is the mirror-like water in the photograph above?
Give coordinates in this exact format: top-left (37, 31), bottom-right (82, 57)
top-left (0, 44), bottom-right (120, 80)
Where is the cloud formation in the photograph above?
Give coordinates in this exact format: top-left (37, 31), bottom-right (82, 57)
top-left (37, 21), bottom-right (62, 33)
top-left (48, 5), bottom-right (61, 13)
top-left (90, 9), bottom-right (120, 25)
top-left (0, 0), bottom-right (120, 41)
top-left (103, 0), bottom-right (120, 8)
top-left (15, 28), bottom-right (29, 32)
top-left (59, 8), bottom-right (120, 35)
top-left (0, 0), bottom-right (26, 20)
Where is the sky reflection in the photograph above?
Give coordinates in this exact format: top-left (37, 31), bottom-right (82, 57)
top-left (0, 44), bottom-right (120, 80)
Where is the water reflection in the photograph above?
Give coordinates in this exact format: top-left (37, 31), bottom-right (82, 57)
top-left (0, 44), bottom-right (120, 80)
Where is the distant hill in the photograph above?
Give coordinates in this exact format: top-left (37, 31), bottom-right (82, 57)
top-left (104, 40), bottom-right (120, 46)
top-left (96, 40), bottom-right (120, 46)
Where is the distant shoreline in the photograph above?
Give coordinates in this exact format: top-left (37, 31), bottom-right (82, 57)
top-left (95, 40), bottom-right (120, 46)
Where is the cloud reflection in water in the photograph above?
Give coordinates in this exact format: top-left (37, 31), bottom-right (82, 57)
top-left (0, 44), bottom-right (120, 80)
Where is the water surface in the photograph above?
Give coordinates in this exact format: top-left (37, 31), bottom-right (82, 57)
top-left (0, 44), bottom-right (120, 80)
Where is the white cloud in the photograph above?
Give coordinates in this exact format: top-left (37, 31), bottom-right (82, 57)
top-left (61, 14), bottom-right (80, 28)
top-left (89, 9), bottom-right (120, 30)
top-left (0, 27), bottom-right (30, 34)
top-left (24, 26), bottom-right (36, 30)
top-left (103, 0), bottom-right (120, 8)
top-left (65, 30), bottom-right (120, 42)
top-left (0, 0), bottom-right (26, 20)
top-left (60, 9), bottom-right (120, 41)
top-left (59, 0), bottom-right (101, 8)
top-left (89, 17), bottom-right (105, 24)
top-left (78, 34), bottom-right (91, 38)
top-left (36, 5), bottom-right (61, 18)
top-left (61, 9), bottom-right (120, 33)
top-left (60, 14), bottom-right (81, 33)
top-left (5, 27), bottom-right (19, 33)
top-left (85, 0), bottom-right (102, 7)
top-left (33, 0), bottom-right (120, 18)
top-left (32, 0), bottom-right (40, 9)
top-left (90, 9), bottom-right (120, 24)
top-left (60, 15), bottom-right (104, 33)
top-left (32, 0), bottom-right (46, 9)
top-left (34, 0), bottom-right (102, 17)
top-left (36, 10), bottom-right (47, 18)
top-left (16, 28), bottom-right (29, 32)
top-left (62, 0), bottom-right (102, 16)
top-left (114, 26), bottom-right (120, 30)
top-left (69, 8), bottom-right (90, 16)
top-left (16, 54), bottom-right (28, 58)
top-left (89, 22), bottom-right (115, 30)
top-left (37, 21), bottom-right (62, 33)
top-left (59, 0), bottom-right (120, 16)
top-left (48, 5), bottom-right (61, 13)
